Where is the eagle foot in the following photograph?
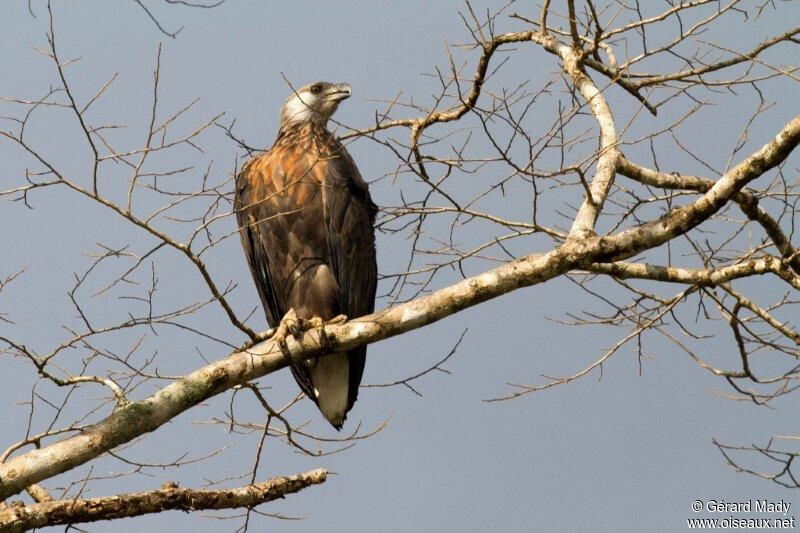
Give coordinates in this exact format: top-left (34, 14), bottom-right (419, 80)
top-left (306, 314), bottom-right (347, 350)
top-left (273, 309), bottom-right (302, 356)
top-left (272, 311), bottom-right (347, 355)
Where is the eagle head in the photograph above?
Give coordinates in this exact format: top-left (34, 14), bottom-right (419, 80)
top-left (279, 81), bottom-right (351, 128)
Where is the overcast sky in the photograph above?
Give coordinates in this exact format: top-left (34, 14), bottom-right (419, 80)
top-left (1, 1), bottom-right (799, 532)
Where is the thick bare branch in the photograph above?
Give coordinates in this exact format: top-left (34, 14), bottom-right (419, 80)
top-left (601, 115), bottom-right (800, 260)
top-left (588, 257), bottom-right (800, 290)
top-left (0, 469), bottom-right (325, 531)
top-left (617, 156), bottom-right (800, 273)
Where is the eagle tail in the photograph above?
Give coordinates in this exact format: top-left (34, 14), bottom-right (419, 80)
top-left (309, 351), bottom-right (351, 430)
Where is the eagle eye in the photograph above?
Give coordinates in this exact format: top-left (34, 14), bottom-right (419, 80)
top-left (310, 85), bottom-right (322, 94)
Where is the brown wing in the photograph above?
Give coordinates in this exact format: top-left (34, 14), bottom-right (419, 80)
top-left (323, 140), bottom-right (378, 409)
top-left (235, 143), bottom-right (332, 402)
top-left (234, 158), bottom-right (281, 328)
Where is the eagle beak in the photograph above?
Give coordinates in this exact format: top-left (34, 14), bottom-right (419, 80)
top-left (326, 83), bottom-right (352, 102)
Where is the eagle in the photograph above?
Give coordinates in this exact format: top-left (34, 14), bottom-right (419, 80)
top-left (234, 81), bottom-right (377, 429)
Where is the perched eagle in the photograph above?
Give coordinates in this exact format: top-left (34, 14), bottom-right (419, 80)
top-left (234, 81), bottom-right (377, 429)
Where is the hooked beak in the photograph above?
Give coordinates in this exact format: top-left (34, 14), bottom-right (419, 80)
top-left (325, 83), bottom-right (352, 102)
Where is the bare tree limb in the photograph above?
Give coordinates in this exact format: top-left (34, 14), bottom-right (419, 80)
top-left (0, 469), bottom-right (325, 531)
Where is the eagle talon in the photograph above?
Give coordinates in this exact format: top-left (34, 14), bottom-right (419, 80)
top-left (328, 314), bottom-right (347, 325)
top-left (273, 308), bottom-right (300, 356)
top-left (273, 311), bottom-right (344, 353)
top-left (289, 318), bottom-right (306, 339)
top-left (297, 316), bottom-right (325, 349)
top-left (295, 315), bottom-right (345, 350)
top-left (322, 315), bottom-right (346, 348)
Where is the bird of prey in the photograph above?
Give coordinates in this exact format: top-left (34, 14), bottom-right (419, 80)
top-left (234, 81), bottom-right (377, 429)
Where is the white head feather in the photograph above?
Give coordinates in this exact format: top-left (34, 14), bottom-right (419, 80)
top-left (278, 81), bottom-right (352, 129)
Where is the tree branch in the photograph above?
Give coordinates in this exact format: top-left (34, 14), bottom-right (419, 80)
top-left (600, 115), bottom-right (800, 261)
top-left (0, 469), bottom-right (325, 531)
top-left (617, 155), bottom-right (800, 273)
top-left (588, 256), bottom-right (800, 290)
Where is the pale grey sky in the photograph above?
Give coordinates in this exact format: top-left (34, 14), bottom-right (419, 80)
top-left (1, 1), bottom-right (798, 532)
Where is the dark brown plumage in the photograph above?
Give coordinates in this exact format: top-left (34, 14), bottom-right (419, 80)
top-left (234, 82), bottom-right (377, 429)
